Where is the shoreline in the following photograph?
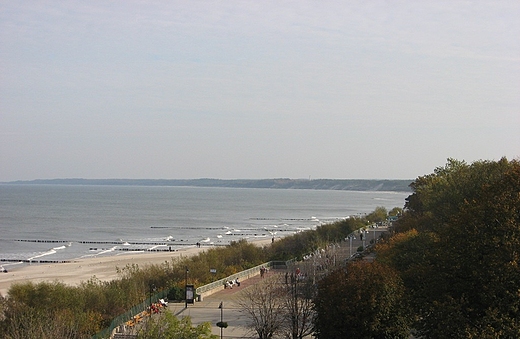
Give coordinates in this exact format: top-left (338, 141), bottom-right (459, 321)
top-left (0, 237), bottom-right (273, 297)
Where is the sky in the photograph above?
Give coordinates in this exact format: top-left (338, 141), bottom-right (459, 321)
top-left (1, 1), bottom-right (519, 181)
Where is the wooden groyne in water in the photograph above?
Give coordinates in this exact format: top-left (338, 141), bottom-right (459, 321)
top-left (0, 258), bottom-right (74, 264)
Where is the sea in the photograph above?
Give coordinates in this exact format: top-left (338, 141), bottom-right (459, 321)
top-left (0, 185), bottom-right (409, 270)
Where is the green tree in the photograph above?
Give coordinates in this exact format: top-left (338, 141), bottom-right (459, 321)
top-left (314, 262), bottom-right (410, 339)
top-left (1, 301), bottom-right (102, 339)
top-left (3, 281), bottom-right (104, 337)
top-left (388, 207), bottom-right (403, 217)
top-left (392, 158), bottom-right (520, 338)
top-left (366, 206), bottom-right (388, 223)
top-left (137, 313), bottom-right (217, 339)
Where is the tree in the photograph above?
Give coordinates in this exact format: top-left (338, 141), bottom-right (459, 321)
top-left (236, 277), bottom-right (286, 339)
top-left (279, 273), bottom-right (315, 339)
top-left (391, 158), bottom-right (520, 338)
top-left (2, 281), bottom-right (104, 338)
top-left (314, 262), bottom-right (410, 339)
top-left (366, 206), bottom-right (388, 223)
top-left (1, 302), bottom-right (101, 339)
top-left (137, 313), bottom-right (217, 339)
top-left (388, 207), bottom-right (403, 217)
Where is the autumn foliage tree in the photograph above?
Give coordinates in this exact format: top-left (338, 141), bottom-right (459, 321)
top-left (389, 158), bottom-right (520, 338)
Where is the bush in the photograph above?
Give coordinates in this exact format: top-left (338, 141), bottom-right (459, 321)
top-left (167, 286), bottom-right (184, 301)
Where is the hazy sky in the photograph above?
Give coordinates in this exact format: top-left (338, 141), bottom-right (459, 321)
top-left (1, 1), bottom-right (519, 181)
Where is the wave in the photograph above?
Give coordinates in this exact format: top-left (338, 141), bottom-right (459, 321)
top-left (97, 246), bottom-right (117, 255)
top-left (27, 243), bottom-right (70, 261)
top-left (2, 224), bottom-right (309, 263)
top-left (147, 245), bottom-right (167, 251)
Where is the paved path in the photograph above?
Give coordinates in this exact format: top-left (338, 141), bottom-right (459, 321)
top-left (167, 271), bottom-right (276, 339)
top-left (161, 227), bottom-right (388, 338)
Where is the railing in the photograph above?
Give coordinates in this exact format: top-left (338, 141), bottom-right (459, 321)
top-left (92, 261), bottom-right (289, 338)
top-left (92, 247), bottom-right (362, 339)
top-left (91, 289), bottom-right (168, 339)
top-left (196, 261), bottom-right (274, 297)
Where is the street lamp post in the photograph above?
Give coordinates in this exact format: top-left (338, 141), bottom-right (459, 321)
top-left (219, 301), bottom-right (224, 339)
top-left (217, 302), bottom-right (228, 339)
top-left (185, 266), bottom-right (189, 308)
top-left (347, 234), bottom-right (356, 258)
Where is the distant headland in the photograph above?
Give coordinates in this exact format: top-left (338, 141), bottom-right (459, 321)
top-left (3, 178), bottom-right (412, 192)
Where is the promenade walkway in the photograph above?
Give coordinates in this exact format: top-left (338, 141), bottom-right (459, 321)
top-left (131, 227), bottom-right (387, 338)
top-left (169, 270), bottom-right (275, 338)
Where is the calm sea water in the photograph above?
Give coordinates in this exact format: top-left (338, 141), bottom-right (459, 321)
top-left (0, 185), bottom-right (408, 268)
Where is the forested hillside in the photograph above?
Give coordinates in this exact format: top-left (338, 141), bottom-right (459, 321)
top-left (5, 178), bottom-right (412, 192)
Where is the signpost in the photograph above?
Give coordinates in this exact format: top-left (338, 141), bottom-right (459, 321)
top-left (186, 284), bottom-right (195, 306)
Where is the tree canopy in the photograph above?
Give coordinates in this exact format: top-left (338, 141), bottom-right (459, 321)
top-left (386, 157), bottom-right (520, 338)
top-left (314, 261), bottom-right (410, 339)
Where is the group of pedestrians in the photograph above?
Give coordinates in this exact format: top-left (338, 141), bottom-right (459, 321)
top-left (224, 277), bottom-right (241, 289)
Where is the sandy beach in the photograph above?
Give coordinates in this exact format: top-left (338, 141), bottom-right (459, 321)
top-left (0, 238), bottom-right (273, 297)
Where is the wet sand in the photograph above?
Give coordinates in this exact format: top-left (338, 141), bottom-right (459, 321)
top-left (0, 238), bottom-right (273, 297)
